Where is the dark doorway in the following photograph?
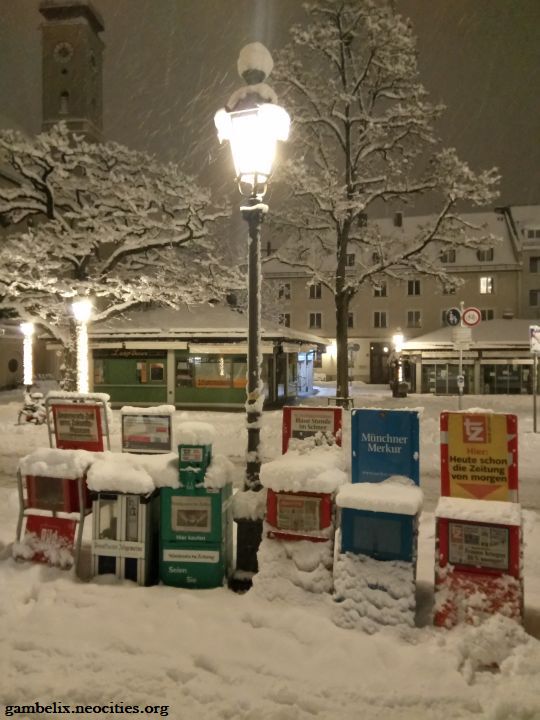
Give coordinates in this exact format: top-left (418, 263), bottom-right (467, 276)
top-left (370, 342), bottom-right (390, 383)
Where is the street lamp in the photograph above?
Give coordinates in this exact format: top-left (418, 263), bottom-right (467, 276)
top-left (20, 322), bottom-right (35, 389)
top-left (215, 42), bottom-right (290, 590)
top-left (72, 298), bottom-right (92, 393)
top-left (391, 330), bottom-right (407, 397)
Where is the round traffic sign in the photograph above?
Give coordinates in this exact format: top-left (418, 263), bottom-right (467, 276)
top-left (445, 307), bottom-right (461, 326)
top-left (462, 307), bottom-right (481, 327)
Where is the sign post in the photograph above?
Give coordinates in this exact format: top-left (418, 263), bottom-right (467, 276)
top-left (529, 325), bottom-right (540, 433)
top-left (446, 303), bottom-right (481, 408)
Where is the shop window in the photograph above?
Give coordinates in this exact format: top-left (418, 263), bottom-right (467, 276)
top-left (136, 361), bottom-right (165, 384)
top-left (150, 363), bottom-right (164, 381)
top-left (480, 276), bottom-right (494, 294)
top-left (373, 311), bottom-right (387, 329)
top-left (94, 359), bottom-right (104, 385)
top-left (309, 283), bottom-right (322, 299)
top-left (136, 362), bottom-right (148, 383)
top-left (181, 355), bottom-right (247, 389)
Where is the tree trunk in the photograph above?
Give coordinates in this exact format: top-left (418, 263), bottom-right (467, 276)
top-left (335, 292), bottom-right (350, 403)
top-left (59, 321), bottom-right (78, 391)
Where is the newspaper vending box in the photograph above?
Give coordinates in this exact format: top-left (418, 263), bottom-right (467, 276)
top-left (160, 443), bottom-right (233, 588)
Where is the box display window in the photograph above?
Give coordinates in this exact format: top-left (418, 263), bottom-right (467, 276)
top-left (176, 358), bottom-right (193, 387)
top-left (352, 515), bottom-right (402, 557)
top-left (30, 477), bottom-right (64, 511)
top-left (125, 495), bottom-right (139, 542)
top-left (171, 496), bottom-right (211, 533)
top-left (98, 498), bottom-right (118, 540)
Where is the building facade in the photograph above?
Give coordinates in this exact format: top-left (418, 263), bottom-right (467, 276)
top-left (264, 204), bottom-right (540, 386)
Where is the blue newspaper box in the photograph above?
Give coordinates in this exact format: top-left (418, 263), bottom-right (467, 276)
top-left (332, 481), bottom-right (423, 631)
top-left (351, 409), bottom-right (420, 485)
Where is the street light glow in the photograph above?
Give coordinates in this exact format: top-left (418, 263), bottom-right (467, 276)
top-left (393, 332), bottom-right (404, 353)
top-left (72, 298), bottom-right (93, 323)
top-left (214, 103), bottom-right (290, 193)
top-left (72, 299), bottom-right (92, 393)
top-left (20, 322), bottom-right (35, 386)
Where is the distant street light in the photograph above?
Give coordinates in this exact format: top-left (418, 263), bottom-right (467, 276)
top-left (20, 322), bottom-right (35, 388)
top-left (215, 42), bottom-right (290, 590)
top-left (72, 299), bottom-right (92, 393)
top-left (391, 329), bottom-right (407, 397)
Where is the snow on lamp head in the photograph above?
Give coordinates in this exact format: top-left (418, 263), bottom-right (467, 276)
top-left (20, 322), bottom-right (35, 387)
top-left (214, 42), bottom-right (290, 198)
top-left (72, 299), bottom-right (92, 393)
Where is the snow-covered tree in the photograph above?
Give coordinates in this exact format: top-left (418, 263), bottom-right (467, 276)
top-left (269, 0), bottom-right (500, 400)
top-left (0, 123), bottom-right (239, 386)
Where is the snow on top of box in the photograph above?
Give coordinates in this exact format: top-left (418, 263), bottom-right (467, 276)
top-left (177, 421), bottom-right (215, 445)
top-left (204, 454), bottom-right (234, 489)
top-left (135, 452), bottom-right (179, 489)
top-left (120, 405), bottom-right (175, 416)
top-left (435, 496), bottom-right (522, 526)
top-left (261, 445), bottom-right (347, 493)
top-left (46, 391), bottom-right (111, 403)
top-left (19, 448), bottom-right (94, 478)
top-left (87, 454), bottom-right (155, 494)
top-left (336, 477), bottom-right (423, 515)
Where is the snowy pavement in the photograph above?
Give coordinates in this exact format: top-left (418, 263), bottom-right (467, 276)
top-left (0, 385), bottom-right (539, 719)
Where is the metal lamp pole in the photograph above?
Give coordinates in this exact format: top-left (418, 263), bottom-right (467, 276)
top-left (215, 43), bottom-right (290, 590)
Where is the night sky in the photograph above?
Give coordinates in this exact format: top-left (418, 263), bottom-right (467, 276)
top-left (1, 0), bottom-right (539, 209)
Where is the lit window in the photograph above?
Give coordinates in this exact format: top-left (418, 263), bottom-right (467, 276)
top-left (309, 312), bottom-right (322, 329)
top-left (309, 283), bottom-right (322, 299)
top-left (480, 276), bottom-right (494, 294)
top-left (373, 311), bottom-right (387, 329)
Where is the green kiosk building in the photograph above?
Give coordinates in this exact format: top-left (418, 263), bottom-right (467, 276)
top-left (87, 305), bottom-right (325, 409)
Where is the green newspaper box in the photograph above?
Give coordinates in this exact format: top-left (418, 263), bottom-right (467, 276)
top-left (160, 443), bottom-right (233, 588)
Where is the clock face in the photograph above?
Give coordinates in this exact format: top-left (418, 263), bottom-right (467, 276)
top-left (53, 42), bottom-right (74, 63)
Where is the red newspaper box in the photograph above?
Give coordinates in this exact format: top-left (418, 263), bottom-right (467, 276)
top-left (282, 406), bottom-right (342, 454)
top-left (434, 497), bottom-right (523, 628)
top-left (266, 489), bottom-right (333, 542)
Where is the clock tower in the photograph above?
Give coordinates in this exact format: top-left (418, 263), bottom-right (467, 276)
top-left (39, 0), bottom-right (105, 142)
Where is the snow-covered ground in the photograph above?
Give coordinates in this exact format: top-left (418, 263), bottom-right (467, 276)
top-left (1, 383), bottom-right (539, 719)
